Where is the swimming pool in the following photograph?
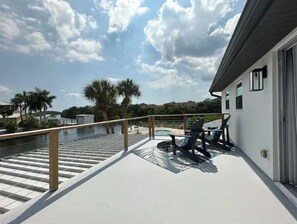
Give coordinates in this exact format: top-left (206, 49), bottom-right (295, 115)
top-left (155, 130), bottom-right (171, 136)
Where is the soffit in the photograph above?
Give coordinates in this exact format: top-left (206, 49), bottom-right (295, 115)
top-left (210, 0), bottom-right (297, 92)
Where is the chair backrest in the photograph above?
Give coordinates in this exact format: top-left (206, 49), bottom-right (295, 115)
top-left (220, 115), bottom-right (231, 130)
top-left (180, 118), bottom-right (204, 149)
top-left (190, 118), bottom-right (204, 133)
top-left (211, 115), bottom-right (231, 142)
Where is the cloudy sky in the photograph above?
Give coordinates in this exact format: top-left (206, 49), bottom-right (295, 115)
top-left (0, 0), bottom-right (245, 111)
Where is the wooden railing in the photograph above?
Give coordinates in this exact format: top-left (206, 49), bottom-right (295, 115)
top-left (0, 113), bottom-right (227, 191)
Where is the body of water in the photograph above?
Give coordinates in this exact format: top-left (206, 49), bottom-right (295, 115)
top-left (155, 130), bottom-right (171, 136)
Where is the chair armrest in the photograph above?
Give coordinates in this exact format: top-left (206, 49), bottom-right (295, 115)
top-left (169, 134), bottom-right (189, 138)
top-left (203, 128), bottom-right (222, 132)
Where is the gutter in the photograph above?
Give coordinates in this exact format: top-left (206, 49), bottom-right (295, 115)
top-left (210, 92), bottom-right (221, 99)
top-left (210, 0), bottom-right (273, 92)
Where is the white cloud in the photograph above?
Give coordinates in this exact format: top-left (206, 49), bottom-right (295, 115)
top-left (25, 32), bottom-right (51, 52)
top-left (142, 0), bottom-right (239, 84)
top-left (107, 77), bottom-right (123, 82)
top-left (0, 12), bottom-right (20, 41)
top-left (0, 1), bottom-right (102, 63)
top-left (144, 0), bottom-right (235, 61)
top-left (140, 61), bottom-right (198, 89)
top-left (87, 16), bottom-right (98, 30)
top-left (15, 32), bottom-right (51, 55)
top-left (98, 0), bottom-right (149, 33)
top-left (42, 0), bottom-right (98, 43)
top-left (16, 45), bottom-right (31, 54)
top-left (66, 92), bottom-right (81, 98)
top-left (134, 55), bottom-right (142, 65)
top-left (0, 85), bottom-right (13, 93)
top-left (1, 4), bottom-right (10, 10)
top-left (210, 13), bottom-right (240, 38)
top-left (147, 73), bottom-right (197, 89)
top-left (42, 0), bottom-right (79, 43)
top-left (175, 55), bottom-right (221, 81)
top-left (66, 38), bottom-right (103, 63)
top-left (28, 4), bottom-right (46, 11)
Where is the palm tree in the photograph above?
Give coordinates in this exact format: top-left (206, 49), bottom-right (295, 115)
top-left (27, 88), bottom-right (56, 126)
top-left (84, 80), bottom-right (117, 134)
top-left (11, 91), bottom-right (29, 122)
top-left (116, 78), bottom-right (141, 118)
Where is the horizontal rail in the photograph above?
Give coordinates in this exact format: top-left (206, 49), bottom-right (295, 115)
top-left (0, 113), bottom-right (226, 141)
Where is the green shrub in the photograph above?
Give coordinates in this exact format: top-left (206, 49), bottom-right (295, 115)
top-left (204, 114), bottom-right (221, 122)
top-left (5, 120), bottom-right (17, 133)
top-left (47, 119), bottom-right (59, 128)
top-left (19, 116), bottom-right (41, 130)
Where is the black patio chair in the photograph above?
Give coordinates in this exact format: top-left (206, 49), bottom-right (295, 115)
top-left (199, 115), bottom-right (234, 151)
top-left (169, 118), bottom-right (211, 162)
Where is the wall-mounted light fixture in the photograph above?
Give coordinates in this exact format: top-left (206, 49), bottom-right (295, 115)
top-left (249, 66), bottom-right (267, 91)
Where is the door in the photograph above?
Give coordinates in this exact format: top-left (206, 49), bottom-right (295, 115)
top-left (281, 45), bottom-right (297, 186)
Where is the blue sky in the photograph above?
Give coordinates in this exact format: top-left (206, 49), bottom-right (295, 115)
top-left (0, 0), bottom-right (245, 111)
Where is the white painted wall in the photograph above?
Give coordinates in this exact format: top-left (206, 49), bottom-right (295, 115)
top-left (220, 28), bottom-right (297, 181)
top-left (76, 115), bottom-right (95, 125)
top-left (221, 51), bottom-right (275, 179)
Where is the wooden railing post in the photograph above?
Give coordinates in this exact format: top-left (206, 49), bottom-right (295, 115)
top-left (183, 115), bottom-right (187, 130)
top-left (49, 130), bottom-right (59, 192)
top-left (148, 116), bottom-right (152, 139)
top-left (123, 120), bottom-right (128, 150)
top-left (151, 116), bottom-right (155, 139)
top-left (221, 113), bottom-right (225, 125)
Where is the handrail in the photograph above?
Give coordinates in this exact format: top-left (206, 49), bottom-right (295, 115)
top-left (0, 113), bottom-right (225, 141)
top-left (0, 116), bottom-right (149, 141)
top-left (0, 112), bottom-right (227, 192)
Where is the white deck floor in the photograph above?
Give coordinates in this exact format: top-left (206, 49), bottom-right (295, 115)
top-left (1, 137), bottom-right (296, 224)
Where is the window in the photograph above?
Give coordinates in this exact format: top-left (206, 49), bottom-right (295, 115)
top-left (225, 91), bottom-right (229, 110)
top-left (236, 82), bottom-right (243, 109)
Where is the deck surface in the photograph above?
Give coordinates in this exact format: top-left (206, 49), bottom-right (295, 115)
top-left (0, 134), bottom-right (147, 215)
top-left (1, 137), bottom-right (296, 224)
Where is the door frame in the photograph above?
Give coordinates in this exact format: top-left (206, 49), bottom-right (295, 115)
top-left (277, 37), bottom-right (297, 183)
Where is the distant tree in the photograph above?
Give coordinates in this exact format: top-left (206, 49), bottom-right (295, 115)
top-left (0, 107), bottom-right (13, 119)
top-left (116, 78), bottom-right (141, 118)
top-left (27, 88), bottom-right (56, 125)
top-left (84, 79), bottom-right (117, 134)
top-left (61, 106), bottom-right (96, 119)
top-left (11, 91), bottom-right (29, 122)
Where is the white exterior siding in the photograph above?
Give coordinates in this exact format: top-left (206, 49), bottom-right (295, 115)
top-left (222, 51), bottom-right (275, 179)
top-left (221, 28), bottom-right (297, 181)
top-left (76, 115), bottom-right (95, 125)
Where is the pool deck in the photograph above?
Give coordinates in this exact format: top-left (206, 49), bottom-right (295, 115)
top-left (1, 137), bottom-right (296, 224)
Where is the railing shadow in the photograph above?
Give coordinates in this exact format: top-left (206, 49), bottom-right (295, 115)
top-left (6, 138), bottom-right (150, 224)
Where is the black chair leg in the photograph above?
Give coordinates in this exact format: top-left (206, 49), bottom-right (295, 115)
top-left (169, 135), bottom-right (177, 155)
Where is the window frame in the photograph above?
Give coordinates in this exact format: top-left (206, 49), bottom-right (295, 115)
top-left (236, 82), bottom-right (243, 109)
top-left (225, 91), bottom-right (230, 110)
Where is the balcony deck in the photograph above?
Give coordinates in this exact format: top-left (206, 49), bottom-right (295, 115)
top-left (1, 137), bottom-right (296, 224)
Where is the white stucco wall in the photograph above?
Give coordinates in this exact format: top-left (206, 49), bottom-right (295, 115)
top-left (221, 51), bottom-right (275, 179)
top-left (76, 115), bottom-right (95, 125)
top-left (220, 28), bottom-right (297, 181)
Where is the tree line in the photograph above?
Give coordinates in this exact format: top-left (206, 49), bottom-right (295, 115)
top-left (62, 98), bottom-right (221, 121)
top-left (0, 88), bottom-right (56, 132)
top-left (10, 88), bottom-right (56, 124)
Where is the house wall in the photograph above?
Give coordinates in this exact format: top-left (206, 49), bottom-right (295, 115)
top-left (76, 115), bottom-right (94, 125)
top-left (221, 51), bottom-right (275, 179)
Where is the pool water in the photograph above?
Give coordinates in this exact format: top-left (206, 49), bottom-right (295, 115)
top-left (155, 130), bottom-right (171, 136)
